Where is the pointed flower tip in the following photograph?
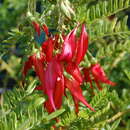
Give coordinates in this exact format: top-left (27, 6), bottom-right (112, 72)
top-left (65, 78), bottom-right (95, 112)
top-left (81, 23), bottom-right (87, 34)
top-left (89, 106), bottom-right (95, 112)
top-left (84, 100), bottom-right (95, 112)
top-left (107, 80), bottom-right (117, 86)
top-left (49, 94), bottom-right (57, 111)
top-left (59, 26), bottom-right (78, 62)
top-left (44, 58), bottom-right (63, 112)
top-left (91, 63), bottom-right (116, 87)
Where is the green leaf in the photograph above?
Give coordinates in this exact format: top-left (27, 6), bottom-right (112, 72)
top-left (26, 79), bottom-right (38, 95)
top-left (46, 109), bottom-right (65, 121)
top-left (111, 118), bottom-right (121, 130)
top-left (77, 0), bottom-right (130, 23)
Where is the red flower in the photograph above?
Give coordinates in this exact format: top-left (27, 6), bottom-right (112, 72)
top-left (44, 58), bottom-right (63, 111)
top-left (83, 63), bottom-right (116, 90)
top-left (59, 26), bottom-right (77, 62)
top-left (34, 57), bottom-right (64, 113)
top-left (42, 38), bottom-right (54, 62)
top-left (91, 64), bottom-right (116, 86)
top-left (59, 24), bottom-right (88, 64)
top-left (32, 54), bottom-right (45, 87)
top-left (23, 23), bottom-right (95, 114)
top-left (22, 53), bottom-right (45, 87)
top-left (83, 68), bottom-right (93, 89)
top-left (65, 78), bottom-right (95, 111)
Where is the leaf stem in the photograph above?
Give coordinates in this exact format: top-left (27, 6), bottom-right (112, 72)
top-left (107, 109), bottom-right (130, 123)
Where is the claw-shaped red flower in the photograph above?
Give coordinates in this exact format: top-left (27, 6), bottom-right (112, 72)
top-left (91, 64), bottom-right (116, 86)
top-left (22, 53), bottom-right (45, 87)
top-left (44, 58), bottom-right (63, 111)
top-left (65, 78), bottom-right (95, 111)
top-left (45, 74), bottom-right (64, 113)
top-left (83, 63), bottom-right (116, 90)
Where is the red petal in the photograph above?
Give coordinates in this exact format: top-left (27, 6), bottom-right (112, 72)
top-left (72, 95), bottom-right (79, 113)
top-left (66, 62), bottom-right (83, 83)
top-left (65, 78), bottom-right (95, 111)
top-left (42, 38), bottom-right (54, 62)
top-left (54, 34), bottom-right (60, 50)
top-left (94, 79), bottom-right (103, 90)
top-left (42, 24), bottom-right (49, 36)
top-left (91, 64), bottom-right (116, 86)
top-left (59, 27), bottom-right (77, 62)
top-left (22, 56), bottom-right (33, 77)
top-left (46, 38), bottom-right (54, 62)
top-left (44, 58), bottom-right (63, 111)
top-left (39, 52), bottom-right (45, 62)
top-left (54, 75), bottom-right (64, 109)
top-left (76, 24), bottom-right (88, 64)
top-left (32, 54), bottom-right (45, 87)
top-left (44, 75), bottom-right (64, 113)
top-left (44, 100), bottom-right (54, 113)
top-left (32, 21), bottom-right (40, 36)
top-left (35, 85), bottom-right (44, 91)
top-left (83, 68), bottom-right (93, 89)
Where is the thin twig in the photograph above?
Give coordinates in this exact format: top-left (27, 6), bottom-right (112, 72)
top-left (107, 109), bottom-right (130, 123)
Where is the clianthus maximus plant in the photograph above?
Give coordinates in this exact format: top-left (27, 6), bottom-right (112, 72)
top-left (1, 0), bottom-right (130, 130)
top-left (22, 21), bottom-right (116, 114)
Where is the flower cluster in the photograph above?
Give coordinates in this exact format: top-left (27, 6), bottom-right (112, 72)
top-left (83, 64), bottom-right (116, 90)
top-left (22, 22), bottom-right (116, 113)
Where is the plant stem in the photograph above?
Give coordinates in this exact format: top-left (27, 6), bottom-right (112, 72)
top-left (107, 109), bottom-right (130, 123)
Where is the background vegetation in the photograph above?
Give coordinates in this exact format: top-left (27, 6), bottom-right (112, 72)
top-left (0, 0), bottom-right (130, 129)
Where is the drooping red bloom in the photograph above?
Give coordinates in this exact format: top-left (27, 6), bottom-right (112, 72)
top-left (45, 74), bottom-right (64, 113)
top-left (91, 64), bottom-right (116, 86)
top-left (83, 63), bottom-right (116, 90)
top-left (32, 58), bottom-right (64, 114)
top-left (32, 21), bottom-right (41, 36)
top-left (83, 68), bottom-right (93, 89)
top-left (22, 53), bottom-right (45, 87)
top-left (44, 58), bottom-right (63, 111)
top-left (65, 78), bottom-right (95, 111)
